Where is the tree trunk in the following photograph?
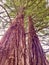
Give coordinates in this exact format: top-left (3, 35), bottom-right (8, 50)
top-left (28, 16), bottom-right (49, 65)
top-left (0, 13), bottom-right (26, 65)
top-left (0, 14), bottom-right (49, 65)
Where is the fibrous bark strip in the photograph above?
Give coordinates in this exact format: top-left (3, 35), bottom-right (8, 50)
top-left (0, 14), bottom-right (49, 65)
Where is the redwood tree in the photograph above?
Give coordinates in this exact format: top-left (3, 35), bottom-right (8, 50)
top-left (0, 13), bottom-right (26, 65)
top-left (28, 16), bottom-right (49, 65)
top-left (0, 1), bottom-right (49, 64)
top-left (0, 13), bottom-right (49, 65)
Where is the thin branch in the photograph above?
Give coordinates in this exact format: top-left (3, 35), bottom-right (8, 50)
top-left (37, 25), bottom-right (49, 31)
top-left (42, 43), bottom-right (49, 46)
top-left (0, 4), bottom-right (11, 22)
top-left (44, 49), bottom-right (49, 53)
top-left (0, 16), bottom-right (8, 22)
top-left (4, 3), bottom-right (15, 12)
top-left (0, 11), bottom-right (5, 14)
top-left (1, 1), bottom-right (15, 12)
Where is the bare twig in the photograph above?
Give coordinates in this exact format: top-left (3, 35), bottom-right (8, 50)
top-left (0, 11), bottom-right (5, 14)
top-left (0, 4), bottom-right (11, 22)
top-left (0, 16), bottom-right (8, 22)
top-left (4, 3), bottom-right (15, 12)
top-left (44, 49), bottom-right (49, 53)
top-left (42, 43), bottom-right (49, 46)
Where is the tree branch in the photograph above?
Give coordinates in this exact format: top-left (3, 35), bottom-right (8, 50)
top-left (0, 4), bottom-right (11, 22)
top-left (0, 16), bottom-right (8, 22)
top-left (37, 25), bottom-right (49, 31)
top-left (4, 3), bottom-right (15, 12)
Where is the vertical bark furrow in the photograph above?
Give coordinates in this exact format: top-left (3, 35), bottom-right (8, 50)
top-left (0, 13), bottom-right (26, 65)
top-left (28, 16), bottom-right (49, 65)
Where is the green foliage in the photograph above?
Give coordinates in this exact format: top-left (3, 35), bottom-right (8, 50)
top-left (0, 0), bottom-right (49, 32)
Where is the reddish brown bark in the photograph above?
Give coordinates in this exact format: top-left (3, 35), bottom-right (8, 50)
top-left (0, 13), bottom-right (26, 65)
top-left (28, 16), bottom-right (49, 65)
top-left (0, 13), bottom-right (49, 65)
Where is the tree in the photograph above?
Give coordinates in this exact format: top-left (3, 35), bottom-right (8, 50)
top-left (0, 0), bottom-right (49, 65)
top-left (0, 0), bottom-right (49, 31)
top-left (0, 12), bottom-right (49, 65)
